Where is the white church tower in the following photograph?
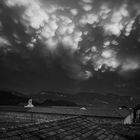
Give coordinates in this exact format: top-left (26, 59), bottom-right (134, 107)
top-left (24, 99), bottom-right (34, 108)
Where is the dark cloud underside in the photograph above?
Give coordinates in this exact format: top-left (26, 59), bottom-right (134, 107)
top-left (0, 0), bottom-right (140, 96)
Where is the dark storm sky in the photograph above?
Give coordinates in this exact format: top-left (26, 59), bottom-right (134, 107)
top-left (0, 0), bottom-right (140, 96)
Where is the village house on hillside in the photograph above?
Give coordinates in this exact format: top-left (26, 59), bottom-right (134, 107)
top-left (124, 104), bottom-right (140, 124)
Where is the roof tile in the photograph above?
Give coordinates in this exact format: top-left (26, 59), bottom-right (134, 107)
top-left (0, 116), bottom-right (140, 140)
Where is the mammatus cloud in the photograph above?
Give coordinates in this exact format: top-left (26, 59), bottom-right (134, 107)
top-left (103, 4), bottom-right (129, 36)
top-left (82, 4), bottom-right (93, 11)
top-left (79, 13), bottom-right (99, 25)
top-left (91, 49), bottom-right (120, 72)
top-left (5, 0), bottom-right (82, 52)
top-left (0, 36), bottom-right (11, 53)
top-left (81, 0), bottom-right (93, 3)
top-left (120, 59), bottom-right (140, 73)
top-left (68, 65), bottom-right (93, 80)
top-left (1, 0), bottom-right (140, 80)
top-left (70, 9), bottom-right (78, 16)
top-left (0, 36), bottom-right (11, 47)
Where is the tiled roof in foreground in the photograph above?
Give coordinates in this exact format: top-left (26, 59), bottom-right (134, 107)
top-left (0, 116), bottom-right (140, 140)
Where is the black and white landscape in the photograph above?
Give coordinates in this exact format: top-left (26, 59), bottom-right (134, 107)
top-left (0, 0), bottom-right (140, 139)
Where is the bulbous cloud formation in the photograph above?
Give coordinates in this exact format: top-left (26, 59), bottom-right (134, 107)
top-left (0, 0), bottom-right (140, 80)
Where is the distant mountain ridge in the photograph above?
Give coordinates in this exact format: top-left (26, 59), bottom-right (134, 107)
top-left (0, 90), bottom-right (29, 105)
top-left (32, 90), bottom-right (138, 107)
top-left (0, 89), bottom-right (139, 107)
top-left (0, 90), bottom-right (77, 106)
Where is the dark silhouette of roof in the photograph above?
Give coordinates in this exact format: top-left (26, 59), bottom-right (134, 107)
top-left (0, 116), bottom-right (140, 140)
top-left (134, 104), bottom-right (140, 111)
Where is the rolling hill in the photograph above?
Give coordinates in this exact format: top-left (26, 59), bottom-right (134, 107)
top-left (0, 89), bottom-right (139, 107)
top-left (32, 90), bottom-right (138, 107)
top-left (0, 90), bottom-right (29, 105)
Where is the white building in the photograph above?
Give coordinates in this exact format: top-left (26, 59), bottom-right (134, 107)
top-left (24, 99), bottom-right (34, 108)
top-left (124, 105), bottom-right (140, 124)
